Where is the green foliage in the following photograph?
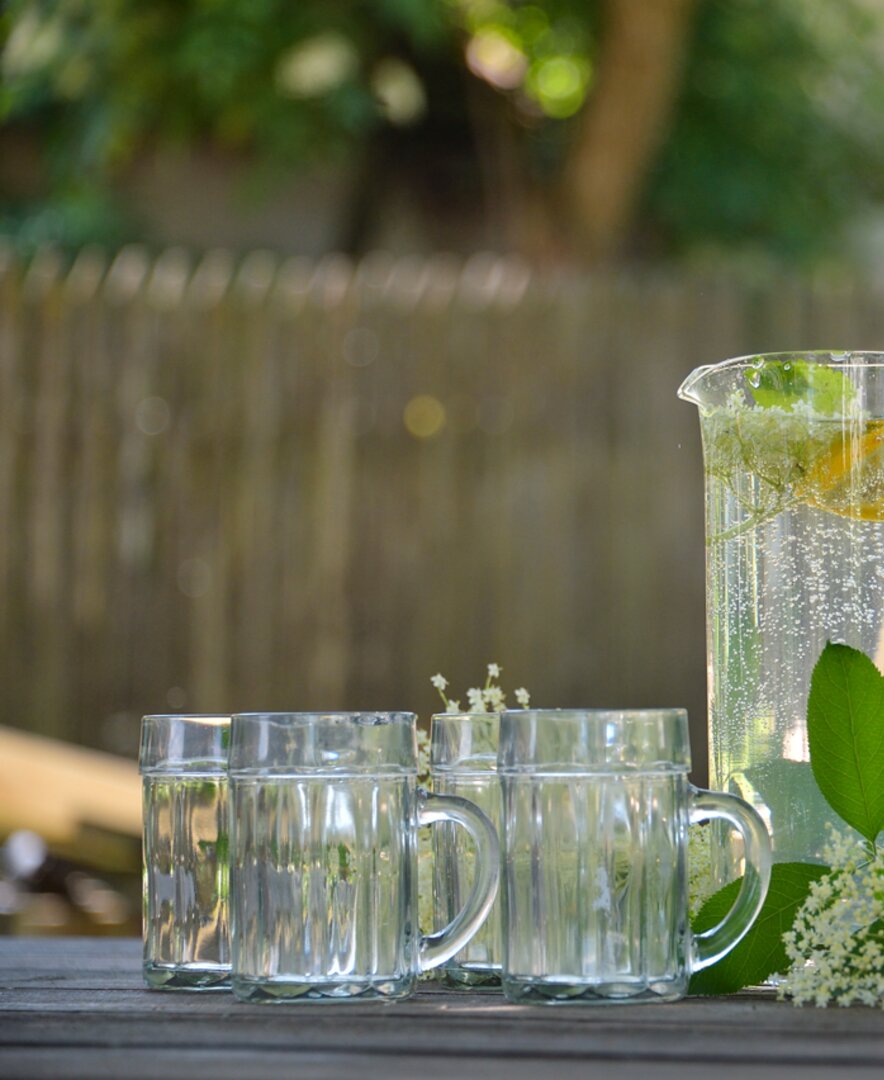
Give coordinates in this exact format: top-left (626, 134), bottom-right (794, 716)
top-left (4, 0), bottom-right (884, 258)
top-left (0, 0), bottom-right (451, 169)
top-left (807, 643), bottom-right (884, 844)
top-left (647, 0), bottom-right (884, 264)
top-left (689, 863), bottom-right (828, 995)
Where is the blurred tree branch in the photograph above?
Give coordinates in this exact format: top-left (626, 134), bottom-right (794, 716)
top-left (564, 0), bottom-right (697, 261)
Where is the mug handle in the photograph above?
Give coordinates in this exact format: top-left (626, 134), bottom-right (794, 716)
top-left (417, 787), bottom-right (500, 972)
top-left (689, 786), bottom-right (772, 972)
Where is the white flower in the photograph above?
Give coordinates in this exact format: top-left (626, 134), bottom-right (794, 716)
top-left (467, 687), bottom-right (485, 711)
top-left (431, 664), bottom-right (528, 718)
top-left (778, 825), bottom-right (884, 1009)
top-left (415, 727), bottom-right (431, 782)
top-left (688, 823), bottom-right (716, 917)
top-left (483, 686), bottom-right (505, 712)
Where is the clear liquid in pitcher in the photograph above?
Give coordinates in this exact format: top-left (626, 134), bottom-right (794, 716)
top-left (702, 398), bottom-right (884, 873)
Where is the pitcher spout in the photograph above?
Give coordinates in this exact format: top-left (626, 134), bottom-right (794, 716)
top-left (677, 363), bottom-right (716, 408)
top-left (677, 354), bottom-right (768, 410)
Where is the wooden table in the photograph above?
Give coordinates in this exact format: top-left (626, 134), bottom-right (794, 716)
top-left (2, 938), bottom-right (884, 1080)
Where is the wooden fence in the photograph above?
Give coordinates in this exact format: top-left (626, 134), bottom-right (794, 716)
top-left (2, 244), bottom-right (883, 778)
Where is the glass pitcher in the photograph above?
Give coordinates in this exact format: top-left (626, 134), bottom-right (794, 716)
top-left (679, 351), bottom-right (884, 876)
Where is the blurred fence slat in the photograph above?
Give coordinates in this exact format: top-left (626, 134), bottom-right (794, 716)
top-left (1, 249), bottom-right (880, 776)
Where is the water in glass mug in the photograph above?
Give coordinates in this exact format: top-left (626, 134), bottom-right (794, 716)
top-left (502, 772), bottom-right (690, 1002)
top-left (142, 776), bottom-right (230, 990)
top-left (431, 712), bottom-right (502, 989)
top-left (229, 711), bottom-right (499, 1003)
top-left (432, 773), bottom-right (502, 988)
top-left (497, 709), bottom-right (770, 1005)
top-left (231, 775), bottom-right (417, 1001)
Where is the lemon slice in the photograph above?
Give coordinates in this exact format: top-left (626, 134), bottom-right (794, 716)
top-left (798, 419), bottom-right (884, 521)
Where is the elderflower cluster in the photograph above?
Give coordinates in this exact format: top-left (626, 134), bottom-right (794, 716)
top-left (779, 826), bottom-right (884, 1009)
top-left (687, 823), bottom-right (717, 917)
top-left (431, 663), bottom-right (531, 715)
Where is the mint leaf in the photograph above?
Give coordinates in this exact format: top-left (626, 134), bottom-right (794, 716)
top-left (748, 358), bottom-right (856, 414)
top-left (689, 862), bottom-right (828, 995)
top-left (807, 642), bottom-right (884, 843)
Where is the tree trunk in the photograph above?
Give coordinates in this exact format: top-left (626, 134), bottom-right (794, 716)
top-left (564, 0), bottom-right (698, 262)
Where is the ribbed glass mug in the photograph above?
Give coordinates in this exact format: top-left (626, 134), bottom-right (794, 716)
top-left (139, 714), bottom-right (231, 991)
top-left (430, 712), bottom-right (502, 989)
top-left (498, 709), bottom-right (771, 1005)
top-left (229, 712), bottom-right (500, 1003)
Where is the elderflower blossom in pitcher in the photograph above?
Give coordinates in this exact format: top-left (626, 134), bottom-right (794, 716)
top-left (679, 352), bottom-right (884, 879)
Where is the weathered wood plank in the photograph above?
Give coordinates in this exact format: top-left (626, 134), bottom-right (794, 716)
top-left (2, 938), bottom-right (884, 1080)
top-left (7, 1050), bottom-right (878, 1080)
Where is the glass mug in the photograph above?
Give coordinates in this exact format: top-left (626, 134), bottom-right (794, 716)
top-left (228, 712), bottom-right (500, 1003)
top-left (139, 714), bottom-right (231, 991)
top-left (498, 709), bottom-right (771, 1005)
top-left (430, 711), bottom-right (502, 989)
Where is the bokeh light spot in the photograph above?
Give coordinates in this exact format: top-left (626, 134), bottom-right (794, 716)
top-left (371, 59), bottom-right (427, 125)
top-left (343, 326), bottom-right (380, 367)
top-left (167, 686), bottom-right (188, 710)
top-left (466, 29), bottom-right (528, 90)
top-left (404, 395), bottom-right (447, 439)
top-left (447, 393), bottom-right (480, 434)
top-left (177, 558), bottom-right (211, 598)
top-left (135, 396), bottom-right (170, 435)
top-left (526, 56), bottom-right (591, 118)
top-left (275, 34), bottom-right (358, 99)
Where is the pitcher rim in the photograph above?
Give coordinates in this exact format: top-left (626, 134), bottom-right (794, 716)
top-left (678, 350), bottom-right (884, 405)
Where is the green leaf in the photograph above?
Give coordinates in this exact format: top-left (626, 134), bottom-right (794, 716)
top-left (689, 862), bottom-right (828, 995)
top-left (748, 358), bottom-right (856, 414)
top-left (807, 642), bottom-right (884, 843)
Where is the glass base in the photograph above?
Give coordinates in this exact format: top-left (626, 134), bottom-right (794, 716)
top-left (502, 975), bottom-right (686, 1005)
top-left (143, 962), bottom-right (230, 992)
top-left (231, 974), bottom-right (417, 1003)
top-left (440, 963), bottom-right (502, 992)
